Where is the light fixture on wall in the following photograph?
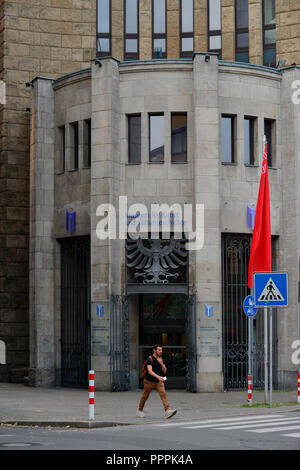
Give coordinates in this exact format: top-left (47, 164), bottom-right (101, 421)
top-left (94, 58), bottom-right (102, 67)
top-left (276, 58), bottom-right (287, 68)
top-left (25, 81), bottom-right (34, 88)
top-left (205, 54), bottom-right (210, 63)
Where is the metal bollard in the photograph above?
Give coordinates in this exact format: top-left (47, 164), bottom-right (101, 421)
top-left (248, 375), bottom-right (252, 406)
top-left (89, 370), bottom-right (95, 420)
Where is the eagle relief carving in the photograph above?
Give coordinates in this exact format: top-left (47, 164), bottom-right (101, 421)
top-left (126, 237), bottom-right (187, 284)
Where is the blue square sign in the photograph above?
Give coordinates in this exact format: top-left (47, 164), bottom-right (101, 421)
top-left (254, 272), bottom-right (288, 308)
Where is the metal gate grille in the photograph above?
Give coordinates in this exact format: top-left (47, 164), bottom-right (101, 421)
top-left (186, 294), bottom-right (197, 392)
top-left (110, 294), bottom-right (130, 391)
top-left (60, 236), bottom-right (90, 388)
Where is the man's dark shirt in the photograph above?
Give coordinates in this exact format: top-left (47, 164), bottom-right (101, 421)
top-left (145, 355), bottom-right (164, 382)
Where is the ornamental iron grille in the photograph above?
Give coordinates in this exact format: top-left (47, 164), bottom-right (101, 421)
top-left (60, 236), bottom-right (90, 388)
top-left (222, 234), bottom-right (277, 390)
top-left (126, 235), bottom-right (188, 286)
top-left (185, 294), bottom-right (197, 392)
top-left (110, 294), bottom-right (130, 392)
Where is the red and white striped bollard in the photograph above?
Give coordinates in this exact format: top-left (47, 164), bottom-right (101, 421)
top-left (248, 375), bottom-right (252, 406)
top-left (89, 370), bottom-right (95, 420)
top-left (298, 373), bottom-right (300, 404)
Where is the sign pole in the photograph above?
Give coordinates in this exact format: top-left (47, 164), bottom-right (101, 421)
top-left (264, 307), bottom-right (268, 404)
top-left (298, 259), bottom-right (300, 404)
top-left (269, 308), bottom-right (273, 407)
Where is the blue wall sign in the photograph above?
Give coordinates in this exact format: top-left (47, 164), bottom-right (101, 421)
top-left (205, 305), bottom-right (213, 317)
top-left (97, 305), bottom-right (104, 316)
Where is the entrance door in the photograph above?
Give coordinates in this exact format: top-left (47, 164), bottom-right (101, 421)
top-left (139, 293), bottom-right (187, 389)
top-left (60, 236), bottom-right (90, 387)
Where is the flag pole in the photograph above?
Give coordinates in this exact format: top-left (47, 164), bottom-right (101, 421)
top-left (262, 134), bottom-right (269, 404)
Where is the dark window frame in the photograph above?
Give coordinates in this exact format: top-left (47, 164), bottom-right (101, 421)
top-left (264, 118), bottom-right (275, 167)
top-left (221, 114), bottom-right (235, 164)
top-left (149, 113), bottom-right (165, 163)
top-left (180, 0), bottom-right (194, 58)
top-left (96, 0), bottom-right (112, 57)
top-left (171, 113), bottom-right (188, 163)
top-left (152, 0), bottom-right (167, 59)
top-left (70, 121), bottom-right (79, 170)
top-left (262, 0), bottom-right (276, 67)
top-left (83, 119), bottom-right (91, 168)
top-left (235, 0), bottom-right (249, 63)
top-left (208, 0), bottom-right (222, 57)
top-left (124, 0), bottom-right (139, 60)
top-left (244, 116), bottom-right (256, 166)
top-left (58, 125), bottom-right (66, 173)
top-left (128, 114), bottom-right (141, 164)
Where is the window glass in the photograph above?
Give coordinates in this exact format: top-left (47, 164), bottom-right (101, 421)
top-left (150, 115), bottom-right (164, 162)
top-left (128, 115), bottom-right (141, 164)
top-left (181, 0), bottom-right (193, 33)
top-left (265, 28), bottom-right (276, 45)
top-left (236, 0), bottom-right (248, 29)
top-left (171, 114), bottom-right (187, 163)
top-left (97, 0), bottom-right (110, 33)
top-left (209, 0), bottom-right (221, 31)
top-left (209, 35), bottom-right (221, 50)
top-left (182, 37), bottom-right (194, 52)
top-left (153, 0), bottom-right (166, 34)
top-left (221, 116), bottom-right (234, 163)
top-left (244, 118), bottom-right (255, 165)
top-left (125, 39), bottom-right (138, 53)
top-left (264, 120), bottom-right (273, 167)
top-left (97, 38), bottom-right (110, 52)
top-left (264, 0), bottom-right (276, 25)
top-left (237, 32), bottom-right (249, 48)
top-left (153, 38), bottom-right (166, 53)
top-left (126, 0), bottom-right (138, 34)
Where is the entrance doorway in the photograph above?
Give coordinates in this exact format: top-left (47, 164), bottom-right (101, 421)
top-left (139, 293), bottom-right (187, 389)
top-left (59, 236), bottom-right (90, 388)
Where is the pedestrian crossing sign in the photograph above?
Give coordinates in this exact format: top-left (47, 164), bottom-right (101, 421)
top-left (253, 272), bottom-right (288, 307)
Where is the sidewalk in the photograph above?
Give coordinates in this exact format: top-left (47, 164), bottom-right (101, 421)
top-left (0, 383), bottom-right (299, 428)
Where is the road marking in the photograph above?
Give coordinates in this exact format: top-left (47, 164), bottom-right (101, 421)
top-left (156, 414), bottom-right (287, 428)
top-left (214, 418), bottom-right (300, 431)
top-left (249, 424), bottom-right (300, 434)
top-left (281, 433), bottom-right (300, 438)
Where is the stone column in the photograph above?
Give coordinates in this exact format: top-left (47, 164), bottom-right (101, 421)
top-left (249, 0), bottom-right (263, 65)
top-left (194, 0), bottom-right (208, 53)
top-left (29, 77), bottom-right (56, 387)
top-left (90, 58), bottom-right (121, 390)
top-left (278, 67), bottom-right (300, 389)
top-left (193, 53), bottom-right (223, 392)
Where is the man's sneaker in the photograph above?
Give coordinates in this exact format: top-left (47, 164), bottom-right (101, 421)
top-left (165, 409), bottom-right (177, 419)
top-left (136, 410), bottom-right (145, 418)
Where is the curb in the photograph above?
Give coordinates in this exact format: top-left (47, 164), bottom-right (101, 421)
top-left (0, 421), bottom-right (133, 429)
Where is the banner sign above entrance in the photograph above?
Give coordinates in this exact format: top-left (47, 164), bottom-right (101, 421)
top-left (253, 272), bottom-right (288, 308)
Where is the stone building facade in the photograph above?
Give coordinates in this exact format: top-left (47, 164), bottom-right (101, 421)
top-left (1, 0), bottom-right (300, 390)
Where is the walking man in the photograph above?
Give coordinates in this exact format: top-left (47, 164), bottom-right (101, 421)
top-left (137, 344), bottom-right (177, 419)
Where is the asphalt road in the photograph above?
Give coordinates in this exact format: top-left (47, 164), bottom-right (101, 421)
top-left (1, 411), bottom-right (300, 452)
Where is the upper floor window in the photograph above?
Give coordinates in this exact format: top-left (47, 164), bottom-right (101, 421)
top-left (263, 0), bottom-right (276, 66)
top-left (70, 122), bottom-right (79, 170)
top-left (152, 0), bottom-right (167, 58)
top-left (208, 0), bottom-right (221, 57)
top-left (149, 114), bottom-right (164, 163)
top-left (235, 0), bottom-right (249, 63)
top-left (128, 115), bottom-right (141, 163)
top-left (244, 117), bottom-right (256, 165)
top-left (83, 119), bottom-right (91, 168)
top-left (264, 119), bottom-right (275, 167)
top-left (124, 0), bottom-right (139, 60)
top-left (221, 115), bottom-right (235, 164)
top-left (97, 0), bottom-right (111, 56)
top-left (171, 113), bottom-right (187, 163)
top-left (180, 0), bottom-right (194, 57)
top-left (58, 125), bottom-right (65, 173)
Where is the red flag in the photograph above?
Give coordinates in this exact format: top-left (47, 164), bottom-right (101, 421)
top-left (248, 143), bottom-right (271, 288)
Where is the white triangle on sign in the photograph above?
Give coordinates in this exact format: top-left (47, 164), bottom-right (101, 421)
top-left (258, 277), bottom-right (285, 302)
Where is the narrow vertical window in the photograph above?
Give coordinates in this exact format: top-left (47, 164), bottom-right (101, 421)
top-left (58, 126), bottom-right (65, 173)
top-left (208, 0), bottom-right (221, 57)
top-left (149, 114), bottom-right (164, 163)
top-left (124, 0), bottom-right (139, 60)
top-left (180, 0), bottom-right (194, 57)
top-left (235, 0), bottom-right (249, 63)
top-left (263, 0), bottom-right (276, 66)
top-left (97, 0), bottom-right (111, 56)
top-left (152, 0), bottom-right (167, 58)
top-left (171, 113), bottom-right (187, 163)
top-left (221, 115), bottom-right (235, 164)
top-left (70, 122), bottom-right (79, 170)
top-left (264, 119), bottom-right (275, 167)
top-left (128, 115), bottom-right (141, 163)
top-left (244, 117), bottom-right (255, 165)
top-left (83, 119), bottom-right (91, 168)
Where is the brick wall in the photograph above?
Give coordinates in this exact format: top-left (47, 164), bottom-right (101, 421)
top-left (0, 0), bottom-right (96, 382)
top-left (277, 0), bottom-right (300, 66)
